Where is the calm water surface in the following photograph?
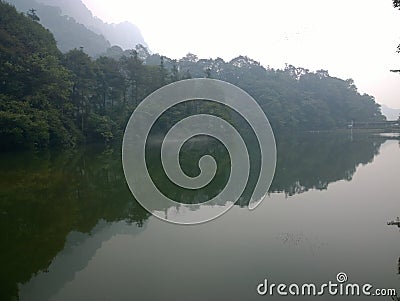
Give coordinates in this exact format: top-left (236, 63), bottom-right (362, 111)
top-left (0, 133), bottom-right (399, 300)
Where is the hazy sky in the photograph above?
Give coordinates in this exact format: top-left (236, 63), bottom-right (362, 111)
top-left (82, 0), bottom-right (400, 108)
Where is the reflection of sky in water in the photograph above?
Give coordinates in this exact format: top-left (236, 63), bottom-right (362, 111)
top-left (19, 221), bottom-right (147, 301)
top-left (379, 133), bottom-right (400, 138)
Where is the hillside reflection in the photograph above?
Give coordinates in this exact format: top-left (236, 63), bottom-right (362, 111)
top-left (0, 146), bottom-right (149, 301)
top-left (0, 133), bottom-right (387, 300)
top-left (270, 133), bottom-right (384, 196)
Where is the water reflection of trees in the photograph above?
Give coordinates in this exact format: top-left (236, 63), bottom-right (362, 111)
top-left (144, 132), bottom-right (385, 206)
top-left (269, 133), bottom-right (384, 196)
top-left (0, 133), bottom-right (387, 300)
top-left (0, 147), bottom-right (149, 301)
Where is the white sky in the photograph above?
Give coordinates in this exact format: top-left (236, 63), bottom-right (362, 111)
top-left (82, 0), bottom-right (400, 109)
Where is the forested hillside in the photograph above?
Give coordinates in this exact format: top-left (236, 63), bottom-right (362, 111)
top-left (5, 0), bottom-right (111, 56)
top-left (5, 0), bottom-right (147, 56)
top-left (0, 1), bottom-right (385, 152)
top-left (36, 0), bottom-right (147, 50)
top-left (145, 53), bottom-right (385, 130)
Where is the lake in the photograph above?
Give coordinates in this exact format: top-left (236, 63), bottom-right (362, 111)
top-left (0, 132), bottom-right (399, 300)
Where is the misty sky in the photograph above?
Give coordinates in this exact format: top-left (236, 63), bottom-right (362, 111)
top-left (82, 0), bottom-right (400, 109)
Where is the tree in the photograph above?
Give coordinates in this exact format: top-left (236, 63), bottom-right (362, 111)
top-left (0, 1), bottom-right (388, 150)
top-left (204, 67), bottom-right (211, 78)
top-left (63, 49), bottom-right (95, 133)
top-left (159, 55), bottom-right (167, 85)
top-left (0, 2), bottom-right (78, 150)
top-left (26, 8), bottom-right (40, 22)
top-left (120, 50), bottom-right (145, 106)
top-left (95, 56), bottom-right (124, 113)
top-left (170, 62), bottom-right (179, 82)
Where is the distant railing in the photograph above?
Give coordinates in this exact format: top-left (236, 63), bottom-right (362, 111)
top-left (350, 121), bottom-right (399, 129)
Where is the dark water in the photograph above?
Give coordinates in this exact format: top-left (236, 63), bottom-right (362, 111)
top-left (0, 133), bottom-right (399, 300)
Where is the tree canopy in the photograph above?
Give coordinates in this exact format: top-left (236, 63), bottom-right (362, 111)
top-left (0, 1), bottom-right (386, 151)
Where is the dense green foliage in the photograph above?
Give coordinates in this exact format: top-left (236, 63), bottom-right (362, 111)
top-left (152, 54), bottom-right (384, 130)
top-left (0, 1), bottom-right (80, 150)
top-left (0, 1), bottom-right (385, 151)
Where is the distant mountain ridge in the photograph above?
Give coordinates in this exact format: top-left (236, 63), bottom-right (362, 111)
top-left (5, 0), bottom-right (147, 56)
top-left (381, 104), bottom-right (400, 120)
top-left (36, 0), bottom-right (147, 49)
